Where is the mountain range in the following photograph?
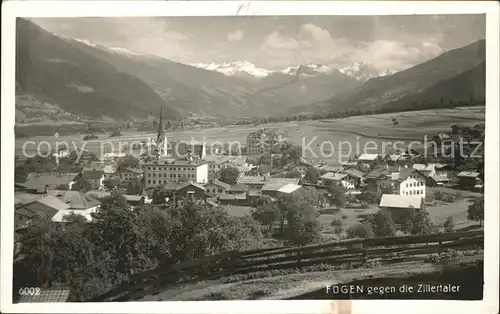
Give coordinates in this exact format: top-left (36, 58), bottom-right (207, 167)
top-left (289, 39), bottom-right (486, 115)
top-left (15, 18), bottom-right (486, 123)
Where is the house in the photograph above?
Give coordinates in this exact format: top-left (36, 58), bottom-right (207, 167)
top-left (218, 193), bottom-right (249, 206)
top-left (103, 165), bottom-right (118, 180)
top-left (85, 190), bottom-right (112, 201)
top-left (204, 179), bottom-right (231, 195)
top-left (457, 171), bottom-right (482, 190)
top-left (320, 172), bottom-right (345, 186)
top-left (344, 168), bottom-right (365, 187)
top-left (119, 167), bottom-right (142, 182)
top-left (384, 154), bottom-right (401, 165)
top-left (284, 158), bottom-right (312, 176)
top-left (46, 190), bottom-right (101, 222)
top-left (412, 163), bottom-right (449, 185)
top-left (237, 175), bottom-right (267, 192)
top-left (356, 153), bottom-right (381, 168)
top-left (277, 183), bottom-right (302, 195)
top-left (246, 128), bottom-right (278, 155)
top-left (167, 140), bottom-right (206, 160)
top-left (122, 195), bottom-right (145, 206)
top-left (80, 169), bottom-right (105, 190)
top-left (22, 172), bottom-right (80, 193)
top-left (227, 183), bottom-right (249, 194)
top-left (142, 159), bottom-right (209, 190)
top-left (204, 156), bottom-right (249, 180)
top-left (175, 181), bottom-right (206, 200)
top-left (378, 168), bottom-right (427, 198)
top-left (319, 164), bottom-right (344, 173)
top-left (15, 195), bottom-right (69, 229)
top-left (379, 194), bottom-right (424, 224)
top-left (261, 178), bottom-right (301, 198)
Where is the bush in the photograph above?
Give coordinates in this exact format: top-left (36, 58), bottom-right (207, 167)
top-left (467, 196), bottom-right (484, 226)
top-left (330, 218), bottom-right (343, 236)
top-left (424, 249), bottom-right (465, 264)
top-left (433, 190), bottom-right (444, 201)
top-left (341, 214), bottom-right (348, 220)
top-left (443, 216), bottom-right (455, 232)
top-left (442, 195), bottom-right (455, 203)
top-left (346, 221), bottom-right (374, 239)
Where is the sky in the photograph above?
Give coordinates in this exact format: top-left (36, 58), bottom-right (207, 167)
top-left (31, 14), bottom-right (485, 72)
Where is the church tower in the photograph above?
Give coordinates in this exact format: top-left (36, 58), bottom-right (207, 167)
top-left (156, 105), bottom-right (168, 158)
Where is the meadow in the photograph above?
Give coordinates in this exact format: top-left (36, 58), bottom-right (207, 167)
top-left (15, 106), bottom-right (485, 162)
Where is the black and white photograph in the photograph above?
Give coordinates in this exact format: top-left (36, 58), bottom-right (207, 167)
top-left (1, 1), bottom-right (499, 314)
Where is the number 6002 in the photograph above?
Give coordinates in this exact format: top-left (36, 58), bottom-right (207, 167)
top-left (19, 287), bottom-right (41, 296)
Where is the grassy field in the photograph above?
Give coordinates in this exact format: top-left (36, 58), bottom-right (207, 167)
top-left (15, 106), bottom-right (484, 162)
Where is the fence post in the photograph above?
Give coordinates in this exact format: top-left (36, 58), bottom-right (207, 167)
top-left (297, 251), bottom-right (303, 270)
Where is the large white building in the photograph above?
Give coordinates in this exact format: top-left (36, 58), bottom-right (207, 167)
top-left (143, 160), bottom-right (209, 190)
top-left (378, 168), bottom-right (427, 198)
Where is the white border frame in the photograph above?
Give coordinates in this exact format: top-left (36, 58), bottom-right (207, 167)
top-left (1, 1), bottom-right (499, 314)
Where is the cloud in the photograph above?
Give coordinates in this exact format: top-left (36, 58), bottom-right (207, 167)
top-left (349, 40), bottom-right (443, 71)
top-left (227, 30), bottom-right (244, 42)
top-left (259, 23), bottom-right (443, 71)
top-left (261, 31), bottom-right (299, 50)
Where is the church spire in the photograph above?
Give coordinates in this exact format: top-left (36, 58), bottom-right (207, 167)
top-left (156, 105), bottom-right (167, 157)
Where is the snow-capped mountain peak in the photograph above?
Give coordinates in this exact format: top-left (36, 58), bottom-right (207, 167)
top-left (337, 62), bottom-right (397, 81)
top-left (191, 61), bottom-right (271, 78)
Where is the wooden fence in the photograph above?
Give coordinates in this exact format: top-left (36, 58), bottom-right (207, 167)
top-left (89, 230), bottom-right (483, 302)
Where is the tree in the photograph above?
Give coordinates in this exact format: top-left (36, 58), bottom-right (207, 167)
top-left (370, 209), bottom-right (397, 237)
top-left (357, 191), bottom-right (380, 204)
top-left (14, 196), bottom-right (264, 301)
top-left (330, 218), bottom-right (344, 237)
top-left (443, 216), bottom-right (455, 232)
top-left (433, 190), bottom-right (444, 201)
top-left (303, 166), bottom-right (320, 184)
top-left (103, 178), bottom-right (119, 191)
top-left (72, 177), bottom-right (92, 192)
top-left (277, 193), bottom-right (319, 244)
top-left (403, 209), bottom-right (436, 235)
top-left (346, 221), bottom-right (374, 239)
top-left (329, 184), bottom-right (346, 210)
top-left (258, 155), bottom-right (271, 165)
top-left (219, 166), bottom-right (240, 185)
top-left (252, 199), bottom-right (281, 235)
top-left (467, 196), bottom-right (484, 226)
top-left (117, 156), bottom-right (139, 171)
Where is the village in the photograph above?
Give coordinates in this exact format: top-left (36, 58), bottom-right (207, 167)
top-left (14, 107), bottom-right (485, 238)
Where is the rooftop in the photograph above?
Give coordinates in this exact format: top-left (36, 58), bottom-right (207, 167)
top-left (46, 190), bottom-right (101, 209)
top-left (176, 181), bottom-right (206, 191)
top-left (23, 172), bottom-right (79, 190)
top-left (357, 153), bottom-right (380, 161)
top-left (122, 195), bottom-right (144, 202)
top-left (379, 194), bottom-right (423, 209)
top-left (81, 170), bottom-right (105, 180)
top-left (206, 179), bottom-right (232, 190)
top-left (321, 172), bottom-right (347, 181)
top-left (229, 183), bottom-right (249, 192)
top-left (238, 175), bottom-right (266, 185)
top-left (277, 183), bottom-right (302, 194)
top-left (457, 171), bottom-right (480, 178)
top-left (219, 193), bottom-right (247, 200)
